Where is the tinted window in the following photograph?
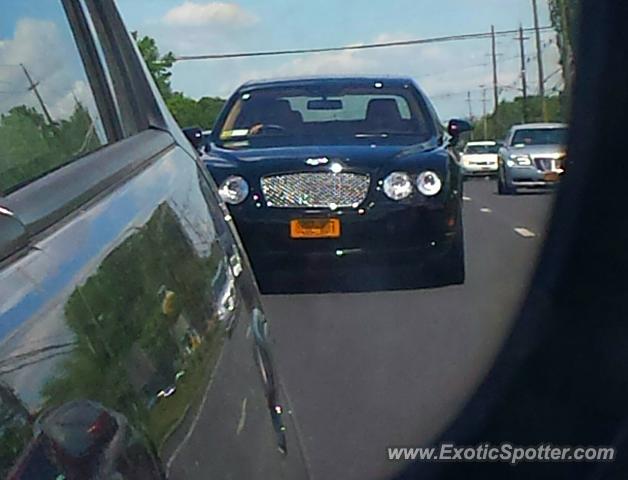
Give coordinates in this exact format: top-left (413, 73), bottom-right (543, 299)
top-left (465, 144), bottom-right (499, 154)
top-left (217, 85), bottom-right (434, 148)
top-left (0, 1), bottom-right (109, 194)
top-left (511, 128), bottom-right (567, 146)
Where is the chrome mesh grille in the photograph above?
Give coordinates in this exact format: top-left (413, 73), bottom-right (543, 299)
top-left (534, 157), bottom-right (565, 172)
top-left (261, 172), bottom-right (370, 208)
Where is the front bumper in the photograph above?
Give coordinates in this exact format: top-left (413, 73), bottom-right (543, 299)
top-left (506, 166), bottom-right (561, 187)
top-left (230, 202), bottom-right (460, 273)
top-left (463, 164), bottom-right (498, 175)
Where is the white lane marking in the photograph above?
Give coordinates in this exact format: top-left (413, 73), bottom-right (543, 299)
top-left (236, 397), bottom-right (248, 435)
top-left (463, 196), bottom-right (472, 201)
top-left (514, 227), bottom-right (537, 238)
top-left (480, 208), bottom-right (492, 213)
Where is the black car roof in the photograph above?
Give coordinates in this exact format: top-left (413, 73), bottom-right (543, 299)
top-left (239, 75), bottom-right (417, 91)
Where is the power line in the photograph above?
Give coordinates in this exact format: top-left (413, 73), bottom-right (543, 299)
top-left (431, 87), bottom-right (485, 100)
top-left (544, 67), bottom-right (562, 84)
top-left (175, 26), bottom-right (554, 62)
top-left (417, 61), bottom-right (489, 80)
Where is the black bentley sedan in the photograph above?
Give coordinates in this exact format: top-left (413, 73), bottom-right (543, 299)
top-left (201, 77), bottom-right (471, 292)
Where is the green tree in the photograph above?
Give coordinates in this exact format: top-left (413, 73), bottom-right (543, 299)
top-left (132, 32), bottom-right (176, 100)
top-left (42, 204), bottom-right (225, 444)
top-left (167, 93), bottom-right (225, 130)
top-left (548, 0), bottom-right (579, 104)
top-left (196, 96), bottom-right (227, 129)
top-left (133, 33), bottom-right (226, 130)
top-left (471, 95), bottom-right (566, 140)
top-left (0, 102), bottom-right (100, 193)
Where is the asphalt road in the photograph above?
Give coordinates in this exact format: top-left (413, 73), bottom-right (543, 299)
top-left (262, 177), bottom-right (555, 480)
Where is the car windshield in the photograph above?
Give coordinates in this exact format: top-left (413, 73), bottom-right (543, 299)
top-left (511, 128), bottom-right (567, 146)
top-left (216, 85), bottom-right (435, 148)
top-left (465, 144), bottom-right (499, 154)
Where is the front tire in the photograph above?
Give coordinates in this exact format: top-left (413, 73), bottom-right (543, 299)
top-left (498, 170), bottom-right (516, 195)
top-left (431, 226), bottom-right (465, 286)
top-left (417, 207), bottom-right (465, 288)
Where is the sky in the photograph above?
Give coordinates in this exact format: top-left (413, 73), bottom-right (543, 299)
top-left (1, 2), bottom-right (106, 138)
top-left (117, 0), bottom-right (561, 120)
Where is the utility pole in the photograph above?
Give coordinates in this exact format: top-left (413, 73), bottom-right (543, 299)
top-left (20, 63), bottom-right (54, 125)
top-left (516, 25), bottom-right (529, 123)
top-left (532, 0), bottom-right (547, 121)
top-left (491, 25), bottom-right (499, 115)
top-left (466, 91), bottom-right (473, 119)
top-left (558, 0), bottom-right (574, 96)
top-left (481, 86), bottom-right (489, 138)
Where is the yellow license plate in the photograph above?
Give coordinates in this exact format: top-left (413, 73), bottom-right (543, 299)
top-left (290, 218), bottom-right (341, 238)
top-left (544, 171), bottom-right (561, 182)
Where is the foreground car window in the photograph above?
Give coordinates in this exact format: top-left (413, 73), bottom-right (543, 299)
top-left (218, 84), bottom-right (435, 148)
top-left (0, 1), bottom-right (109, 195)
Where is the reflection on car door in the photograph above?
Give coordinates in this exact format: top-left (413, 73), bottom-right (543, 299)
top-left (0, 0), bottom-right (308, 478)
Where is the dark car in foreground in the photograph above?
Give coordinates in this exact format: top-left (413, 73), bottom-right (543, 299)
top-left (497, 123), bottom-right (568, 194)
top-left (0, 1), bottom-right (307, 479)
top-left (201, 77), bottom-right (471, 292)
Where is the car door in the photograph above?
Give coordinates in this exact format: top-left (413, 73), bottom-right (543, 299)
top-left (0, 1), bottom-right (308, 479)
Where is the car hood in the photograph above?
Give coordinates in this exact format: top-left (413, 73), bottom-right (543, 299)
top-left (507, 144), bottom-right (566, 157)
top-left (204, 140), bottom-right (447, 181)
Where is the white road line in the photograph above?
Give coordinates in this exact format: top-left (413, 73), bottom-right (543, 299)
top-left (514, 227), bottom-right (537, 238)
top-left (463, 196), bottom-right (472, 201)
top-left (236, 397), bottom-right (248, 435)
top-left (480, 208), bottom-right (492, 213)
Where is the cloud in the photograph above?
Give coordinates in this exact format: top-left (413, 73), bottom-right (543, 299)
top-left (272, 49), bottom-right (375, 77)
top-left (163, 1), bottom-right (258, 28)
top-left (0, 18), bottom-right (107, 142)
top-left (226, 33), bottom-right (462, 91)
top-left (162, 28), bottom-right (560, 120)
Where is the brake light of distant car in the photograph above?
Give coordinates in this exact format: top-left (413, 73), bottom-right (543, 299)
top-left (509, 155), bottom-right (533, 167)
top-left (383, 172), bottom-right (413, 201)
top-left (416, 171), bottom-right (442, 197)
top-left (219, 176), bottom-right (250, 205)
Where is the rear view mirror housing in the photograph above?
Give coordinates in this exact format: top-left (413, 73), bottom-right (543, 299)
top-left (448, 119), bottom-right (473, 138)
top-left (307, 99), bottom-right (343, 110)
top-left (182, 126), bottom-right (204, 151)
top-left (447, 119), bottom-right (473, 147)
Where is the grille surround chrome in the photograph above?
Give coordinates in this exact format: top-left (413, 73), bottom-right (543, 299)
top-left (261, 172), bottom-right (370, 208)
top-left (533, 157), bottom-right (565, 172)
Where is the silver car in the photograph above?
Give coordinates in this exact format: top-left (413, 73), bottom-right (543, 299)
top-left (497, 123), bottom-right (568, 194)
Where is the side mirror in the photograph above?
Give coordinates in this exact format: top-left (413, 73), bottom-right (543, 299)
top-left (182, 126), bottom-right (204, 151)
top-left (447, 119), bottom-right (473, 139)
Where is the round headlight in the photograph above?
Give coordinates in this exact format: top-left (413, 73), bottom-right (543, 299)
top-left (416, 171), bottom-right (442, 197)
top-left (383, 172), bottom-right (413, 201)
top-left (219, 176), bottom-right (249, 205)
